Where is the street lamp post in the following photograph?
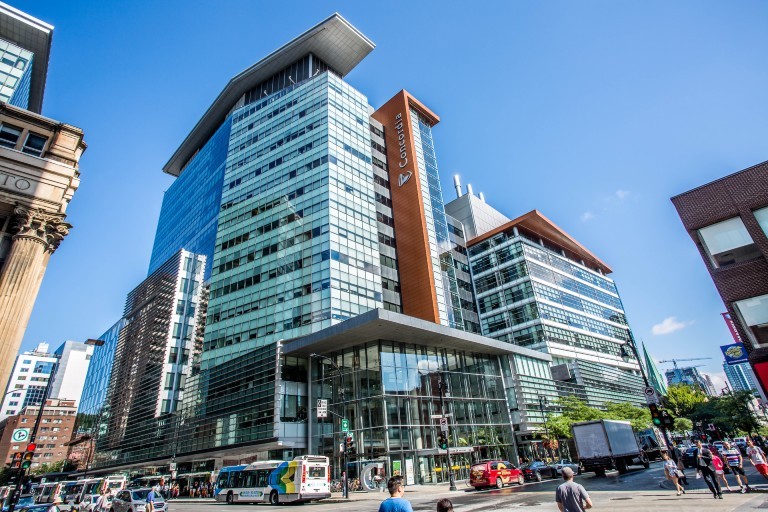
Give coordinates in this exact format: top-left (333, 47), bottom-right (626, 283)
top-left (418, 360), bottom-right (457, 492)
top-left (537, 395), bottom-right (551, 460)
top-left (310, 353), bottom-right (348, 499)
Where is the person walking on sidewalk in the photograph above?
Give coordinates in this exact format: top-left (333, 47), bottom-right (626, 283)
top-left (695, 440), bottom-right (722, 499)
top-left (378, 476), bottom-right (413, 512)
top-left (663, 452), bottom-right (685, 496)
top-left (723, 441), bottom-right (751, 492)
top-left (556, 467), bottom-right (592, 512)
top-left (747, 438), bottom-right (768, 481)
top-left (712, 453), bottom-right (732, 492)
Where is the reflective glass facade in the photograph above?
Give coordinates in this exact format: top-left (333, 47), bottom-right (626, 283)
top-left (468, 224), bottom-right (645, 430)
top-left (148, 119), bottom-right (231, 279)
top-left (312, 341), bottom-right (515, 483)
top-left (0, 38), bottom-right (33, 109)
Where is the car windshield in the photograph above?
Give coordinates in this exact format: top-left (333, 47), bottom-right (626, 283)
top-left (131, 490), bottom-right (164, 501)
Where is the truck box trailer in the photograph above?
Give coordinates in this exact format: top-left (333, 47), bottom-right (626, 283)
top-left (572, 420), bottom-right (650, 476)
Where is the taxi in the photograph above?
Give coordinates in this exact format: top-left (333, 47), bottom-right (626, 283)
top-left (470, 460), bottom-right (524, 489)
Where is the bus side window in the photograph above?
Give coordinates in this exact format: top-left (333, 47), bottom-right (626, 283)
top-left (257, 470), bottom-right (269, 488)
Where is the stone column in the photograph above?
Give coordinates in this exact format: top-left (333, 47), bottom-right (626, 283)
top-left (0, 205), bottom-right (70, 390)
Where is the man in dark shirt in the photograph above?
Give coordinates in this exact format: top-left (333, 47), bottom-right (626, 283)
top-left (695, 440), bottom-right (722, 499)
top-left (556, 467), bottom-right (592, 512)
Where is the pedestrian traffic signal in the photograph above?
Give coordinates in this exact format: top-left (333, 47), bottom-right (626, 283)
top-left (660, 410), bottom-right (675, 429)
top-left (649, 404), bottom-right (662, 426)
top-left (438, 431), bottom-right (448, 450)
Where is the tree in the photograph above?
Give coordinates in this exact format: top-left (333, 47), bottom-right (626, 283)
top-left (673, 417), bottom-right (693, 433)
top-left (604, 402), bottom-right (652, 431)
top-left (546, 396), bottom-right (605, 439)
top-left (690, 391), bottom-right (760, 435)
top-left (664, 383), bottom-right (707, 417)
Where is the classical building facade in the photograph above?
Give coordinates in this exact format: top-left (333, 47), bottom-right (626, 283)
top-left (0, 4), bottom-right (86, 391)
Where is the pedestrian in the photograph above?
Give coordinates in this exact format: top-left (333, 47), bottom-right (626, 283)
top-left (436, 498), bottom-right (453, 512)
top-left (722, 441), bottom-right (750, 493)
top-left (48, 496), bottom-right (63, 512)
top-left (95, 489), bottom-right (111, 512)
top-left (694, 440), bottom-right (722, 499)
top-left (712, 453), bottom-right (731, 492)
top-left (671, 445), bottom-right (689, 485)
top-left (555, 467), bottom-right (592, 512)
top-left (747, 438), bottom-right (768, 480)
top-left (146, 488), bottom-right (156, 512)
top-left (378, 476), bottom-right (413, 512)
top-left (662, 452), bottom-right (685, 496)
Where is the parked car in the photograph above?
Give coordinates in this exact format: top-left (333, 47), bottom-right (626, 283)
top-left (111, 489), bottom-right (167, 512)
top-left (470, 460), bottom-right (524, 489)
top-left (521, 461), bottom-right (558, 482)
top-left (682, 444), bottom-right (721, 468)
top-left (551, 459), bottom-right (581, 475)
top-left (2, 494), bottom-right (35, 511)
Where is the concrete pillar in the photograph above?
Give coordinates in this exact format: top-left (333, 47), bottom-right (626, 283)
top-left (0, 205), bottom-right (69, 390)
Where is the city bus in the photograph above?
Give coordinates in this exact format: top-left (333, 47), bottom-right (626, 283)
top-left (76, 475), bottom-right (127, 509)
top-left (215, 456), bottom-right (330, 505)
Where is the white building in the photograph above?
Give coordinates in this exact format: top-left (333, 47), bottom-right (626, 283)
top-left (49, 340), bottom-right (93, 406)
top-left (0, 343), bottom-right (56, 419)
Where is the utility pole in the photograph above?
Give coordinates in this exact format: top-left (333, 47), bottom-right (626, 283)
top-left (437, 375), bottom-right (457, 491)
top-left (311, 353), bottom-right (348, 499)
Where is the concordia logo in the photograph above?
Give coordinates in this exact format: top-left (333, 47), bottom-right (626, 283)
top-left (398, 171), bottom-right (412, 187)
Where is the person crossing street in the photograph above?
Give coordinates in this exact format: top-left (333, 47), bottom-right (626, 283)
top-left (695, 440), bottom-right (723, 499)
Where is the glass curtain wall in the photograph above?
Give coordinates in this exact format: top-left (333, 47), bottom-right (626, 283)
top-left (311, 341), bottom-right (514, 485)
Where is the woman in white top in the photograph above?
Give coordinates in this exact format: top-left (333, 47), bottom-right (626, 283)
top-left (663, 452), bottom-right (685, 496)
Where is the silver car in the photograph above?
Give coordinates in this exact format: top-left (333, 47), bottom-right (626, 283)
top-left (551, 459), bottom-right (581, 475)
top-left (111, 489), bottom-right (167, 512)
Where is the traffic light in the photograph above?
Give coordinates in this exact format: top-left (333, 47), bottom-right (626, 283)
top-left (346, 436), bottom-right (356, 456)
top-left (660, 410), bottom-right (675, 429)
top-left (10, 452), bottom-right (21, 470)
top-left (438, 431), bottom-right (448, 450)
top-left (20, 443), bottom-right (36, 470)
top-left (649, 404), bottom-right (662, 426)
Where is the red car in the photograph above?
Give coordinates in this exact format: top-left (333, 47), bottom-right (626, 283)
top-left (470, 460), bottom-right (524, 489)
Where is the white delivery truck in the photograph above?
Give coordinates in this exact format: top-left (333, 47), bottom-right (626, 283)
top-left (572, 419), bottom-right (650, 476)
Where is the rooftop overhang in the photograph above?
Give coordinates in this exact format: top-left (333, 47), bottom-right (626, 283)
top-left (0, 2), bottom-right (53, 114)
top-left (163, 12), bottom-right (375, 177)
top-left (283, 308), bottom-right (552, 361)
top-left (467, 210), bottom-right (613, 275)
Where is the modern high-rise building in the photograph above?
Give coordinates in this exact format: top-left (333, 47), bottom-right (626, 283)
top-left (449, 204), bottom-right (646, 453)
top-left (665, 365), bottom-right (716, 396)
top-left (0, 342), bottom-right (55, 419)
top-left (671, 160), bottom-right (768, 398)
top-left (724, 361), bottom-right (760, 395)
top-left (49, 340), bottom-right (94, 406)
top-left (0, 3), bottom-right (87, 391)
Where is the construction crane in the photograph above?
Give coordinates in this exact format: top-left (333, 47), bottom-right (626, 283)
top-left (658, 357), bottom-right (712, 369)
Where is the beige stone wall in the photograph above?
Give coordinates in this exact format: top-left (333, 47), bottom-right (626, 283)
top-left (0, 103), bottom-right (86, 391)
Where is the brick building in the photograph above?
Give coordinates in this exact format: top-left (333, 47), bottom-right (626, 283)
top-left (671, 160), bottom-right (768, 395)
top-left (0, 398), bottom-right (76, 469)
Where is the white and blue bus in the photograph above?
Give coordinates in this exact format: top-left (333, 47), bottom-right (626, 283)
top-left (215, 456), bottom-right (330, 505)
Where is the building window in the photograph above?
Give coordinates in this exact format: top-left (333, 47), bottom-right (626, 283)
top-left (755, 207), bottom-right (768, 238)
top-left (0, 124), bottom-right (21, 149)
top-left (21, 133), bottom-right (47, 157)
top-left (698, 217), bottom-right (761, 268)
top-left (734, 294), bottom-right (768, 348)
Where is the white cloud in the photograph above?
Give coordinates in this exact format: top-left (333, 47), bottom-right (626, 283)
top-left (615, 189), bottom-right (630, 200)
top-left (651, 316), bottom-right (693, 335)
top-left (581, 211), bottom-right (595, 222)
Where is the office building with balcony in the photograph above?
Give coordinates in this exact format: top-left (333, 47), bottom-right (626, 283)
top-left (672, 160), bottom-right (768, 397)
top-left (456, 208), bottom-right (645, 455)
top-left (0, 342), bottom-right (55, 419)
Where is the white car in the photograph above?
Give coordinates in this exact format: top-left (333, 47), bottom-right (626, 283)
top-left (551, 459), bottom-right (582, 475)
top-left (111, 489), bottom-right (167, 512)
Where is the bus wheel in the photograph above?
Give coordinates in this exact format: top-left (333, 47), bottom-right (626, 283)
top-left (270, 491), bottom-right (280, 506)
top-left (226, 491), bottom-right (234, 504)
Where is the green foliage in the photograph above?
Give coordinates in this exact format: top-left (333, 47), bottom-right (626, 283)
top-left (689, 391), bottom-right (760, 434)
top-left (29, 458), bottom-right (75, 476)
top-left (545, 397), bottom-right (650, 438)
top-left (663, 383), bottom-right (707, 417)
top-left (673, 417), bottom-right (693, 433)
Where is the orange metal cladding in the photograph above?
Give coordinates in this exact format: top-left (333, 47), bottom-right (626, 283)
top-left (372, 90), bottom-right (442, 324)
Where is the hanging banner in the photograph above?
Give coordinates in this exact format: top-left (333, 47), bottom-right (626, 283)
top-left (721, 343), bottom-right (749, 365)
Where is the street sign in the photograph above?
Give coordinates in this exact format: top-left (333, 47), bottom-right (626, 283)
top-left (341, 418), bottom-right (349, 433)
top-left (430, 414), bottom-right (453, 419)
top-left (439, 418), bottom-right (448, 433)
top-left (169, 462), bottom-right (177, 471)
top-left (317, 399), bottom-right (328, 419)
top-left (643, 386), bottom-right (659, 405)
top-left (11, 428), bottom-right (29, 443)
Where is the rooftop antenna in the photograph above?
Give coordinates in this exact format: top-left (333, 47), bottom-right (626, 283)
top-left (467, 184), bottom-right (474, 196)
top-left (453, 175), bottom-right (463, 198)
top-left (479, 192), bottom-right (486, 202)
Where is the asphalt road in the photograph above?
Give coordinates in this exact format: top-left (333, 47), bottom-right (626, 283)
top-left (167, 462), bottom-right (768, 511)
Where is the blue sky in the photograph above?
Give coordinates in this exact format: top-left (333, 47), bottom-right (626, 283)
top-left (18, 1), bottom-right (768, 389)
